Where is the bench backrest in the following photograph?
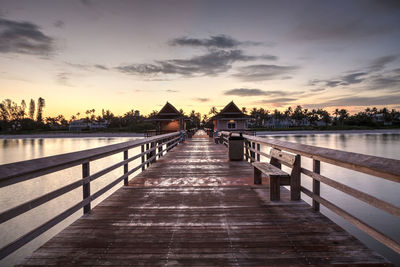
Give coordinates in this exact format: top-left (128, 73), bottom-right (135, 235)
top-left (269, 148), bottom-right (301, 201)
top-left (270, 149), bottom-right (297, 166)
top-left (269, 148), bottom-right (300, 176)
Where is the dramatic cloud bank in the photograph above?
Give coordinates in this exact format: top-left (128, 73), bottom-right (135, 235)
top-left (0, 18), bottom-right (53, 55)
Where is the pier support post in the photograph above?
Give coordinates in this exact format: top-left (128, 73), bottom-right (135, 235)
top-left (313, 159), bottom-right (321, 211)
top-left (123, 150), bottom-right (128, 186)
top-left (82, 162), bottom-right (91, 214)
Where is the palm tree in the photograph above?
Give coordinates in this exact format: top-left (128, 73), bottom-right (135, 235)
top-left (338, 109), bottom-right (349, 127)
top-left (21, 100), bottom-right (26, 118)
top-left (209, 106), bottom-right (218, 115)
top-left (29, 99), bottom-right (35, 120)
top-left (36, 97), bottom-right (45, 123)
top-left (241, 107), bottom-right (247, 114)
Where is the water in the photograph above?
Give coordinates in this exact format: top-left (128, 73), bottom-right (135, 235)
top-left (0, 137), bottom-right (142, 267)
top-left (259, 133), bottom-right (400, 265)
top-left (0, 134), bottom-right (399, 265)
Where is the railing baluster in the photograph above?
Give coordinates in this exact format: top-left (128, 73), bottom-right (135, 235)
top-left (251, 142), bottom-right (255, 162)
top-left (141, 144), bottom-right (145, 171)
top-left (158, 140), bottom-right (163, 158)
top-left (123, 150), bottom-right (128, 186)
top-left (313, 159), bottom-right (321, 212)
top-left (146, 143), bottom-right (150, 167)
top-left (82, 162), bottom-right (90, 214)
top-left (256, 143), bottom-right (260, 162)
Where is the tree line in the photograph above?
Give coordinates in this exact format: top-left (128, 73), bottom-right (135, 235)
top-left (231, 105), bottom-right (400, 129)
top-left (1, 98), bottom-right (399, 132)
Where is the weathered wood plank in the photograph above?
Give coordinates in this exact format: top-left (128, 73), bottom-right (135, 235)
top-left (252, 162), bottom-right (289, 178)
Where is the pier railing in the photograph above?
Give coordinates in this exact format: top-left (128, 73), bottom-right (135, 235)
top-left (219, 131), bottom-right (400, 254)
top-left (0, 131), bottom-right (186, 260)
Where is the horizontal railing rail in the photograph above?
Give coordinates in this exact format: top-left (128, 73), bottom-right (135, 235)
top-left (219, 131), bottom-right (400, 254)
top-left (0, 131), bottom-right (186, 260)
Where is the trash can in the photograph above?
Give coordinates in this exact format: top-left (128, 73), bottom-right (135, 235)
top-left (228, 133), bottom-right (244, 161)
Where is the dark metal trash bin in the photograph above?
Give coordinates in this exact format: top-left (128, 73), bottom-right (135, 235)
top-left (229, 133), bottom-right (244, 161)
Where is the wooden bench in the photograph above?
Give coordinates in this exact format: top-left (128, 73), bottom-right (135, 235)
top-left (252, 148), bottom-right (301, 201)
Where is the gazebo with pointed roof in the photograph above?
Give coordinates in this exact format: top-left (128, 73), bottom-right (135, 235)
top-left (147, 102), bottom-right (187, 132)
top-left (209, 101), bottom-right (250, 131)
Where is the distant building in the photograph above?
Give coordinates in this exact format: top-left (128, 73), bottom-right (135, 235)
top-left (209, 101), bottom-right (251, 131)
top-left (264, 117), bottom-right (292, 128)
top-left (69, 120), bottom-right (89, 131)
top-left (69, 120), bottom-right (109, 131)
top-left (147, 102), bottom-right (187, 132)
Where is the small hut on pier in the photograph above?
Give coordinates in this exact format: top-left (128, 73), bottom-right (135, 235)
top-left (147, 102), bottom-right (187, 133)
top-left (209, 101), bottom-right (250, 131)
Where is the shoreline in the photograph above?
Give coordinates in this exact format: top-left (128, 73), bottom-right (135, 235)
top-left (0, 132), bottom-right (145, 139)
top-left (1, 128), bottom-right (399, 139)
top-left (255, 128), bottom-right (400, 136)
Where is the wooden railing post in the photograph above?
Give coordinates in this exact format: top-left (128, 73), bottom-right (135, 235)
top-left (150, 142), bottom-right (156, 163)
top-left (313, 159), bottom-right (321, 211)
top-left (146, 143), bottom-right (150, 168)
top-left (82, 162), bottom-right (90, 214)
top-left (251, 142), bottom-right (255, 162)
top-left (245, 140), bottom-right (249, 161)
top-left (290, 155), bottom-right (301, 201)
top-left (256, 143), bottom-right (260, 162)
top-left (141, 144), bottom-right (145, 171)
top-left (123, 150), bottom-right (128, 186)
top-left (158, 140), bottom-right (163, 158)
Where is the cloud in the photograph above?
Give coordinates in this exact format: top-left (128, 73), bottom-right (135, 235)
top-left (169, 34), bottom-right (262, 49)
top-left (166, 89), bottom-right (179, 93)
top-left (53, 20), bottom-right (65, 28)
top-left (253, 97), bottom-right (297, 107)
top-left (224, 88), bottom-right (297, 97)
top-left (310, 88), bottom-right (326, 92)
top-left (341, 72), bottom-right (367, 85)
top-left (320, 95), bottom-right (400, 107)
top-left (368, 55), bottom-right (398, 71)
top-left (224, 88), bottom-right (267, 96)
top-left (224, 88), bottom-right (305, 97)
top-left (310, 55), bottom-right (399, 91)
top-left (193, 98), bottom-right (210, 102)
top-left (117, 49), bottom-right (266, 77)
top-left (56, 72), bottom-right (72, 86)
top-left (95, 64), bottom-right (108, 70)
top-left (0, 18), bottom-right (53, 56)
top-left (368, 72), bottom-right (400, 90)
top-left (232, 64), bottom-right (299, 81)
top-left (325, 80), bottom-right (342, 87)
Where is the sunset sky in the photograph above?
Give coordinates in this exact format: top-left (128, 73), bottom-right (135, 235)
top-left (1, 0), bottom-right (400, 118)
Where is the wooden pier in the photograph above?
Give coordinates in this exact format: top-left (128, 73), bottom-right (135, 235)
top-left (13, 131), bottom-right (393, 266)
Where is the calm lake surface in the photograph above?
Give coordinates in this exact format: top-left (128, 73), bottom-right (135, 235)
top-left (0, 133), bottom-right (399, 265)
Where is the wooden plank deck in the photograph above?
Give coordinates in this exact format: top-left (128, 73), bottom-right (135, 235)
top-left (16, 131), bottom-right (392, 266)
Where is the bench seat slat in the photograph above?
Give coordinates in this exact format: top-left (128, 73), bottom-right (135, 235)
top-left (252, 162), bottom-right (290, 178)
